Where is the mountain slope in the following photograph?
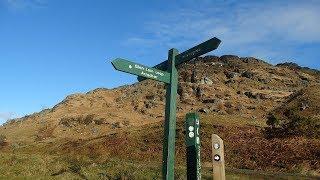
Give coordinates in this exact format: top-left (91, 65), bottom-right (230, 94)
top-left (1, 55), bottom-right (319, 143)
top-left (0, 55), bottom-right (320, 177)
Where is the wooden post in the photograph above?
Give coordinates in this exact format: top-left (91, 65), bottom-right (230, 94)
top-left (212, 134), bottom-right (225, 180)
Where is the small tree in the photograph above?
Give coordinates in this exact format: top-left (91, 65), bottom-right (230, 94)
top-left (266, 113), bottom-right (279, 128)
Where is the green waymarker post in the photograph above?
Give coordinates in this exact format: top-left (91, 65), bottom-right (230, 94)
top-left (185, 113), bottom-right (201, 180)
top-left (111, 37), bottom-right (221, 179)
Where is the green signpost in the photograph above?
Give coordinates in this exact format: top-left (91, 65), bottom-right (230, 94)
top-left (112, 58), bottom-right (171, 84)
top-left (137, 37), bottom-right (221, 81)
top-left (185, 113), bottom-right (201, 180)
top-left (111, 37), bottom-right (221, 180)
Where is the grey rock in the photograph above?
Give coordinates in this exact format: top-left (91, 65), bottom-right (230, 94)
top-left (198, 108), bottom-right (209, 114)
top-left (244, 91), bottom-right (257, 99)
top-left (225, 72), bottom-right (239, 79)
top-left (242, 71), bottom-right (254, 79)
top-left (202, 99), bottom-right (216, 103)
top-left (200, 77), bottom-right (213, 85)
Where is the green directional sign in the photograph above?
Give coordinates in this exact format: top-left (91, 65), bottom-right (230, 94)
top-left (110, 37), bottom-right (221, 180)
top-left (111, 58), bottom-right (171, 84)
top-left (137, 37), bottom-right (221, 82)
top-left (176, 37), bottom-right (221, 65)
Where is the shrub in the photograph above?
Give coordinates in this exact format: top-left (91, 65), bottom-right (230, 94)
top-left (35, 125), bottom-right (56, 141)
top-left (0, 134), bottom-right (7, 146)
top-left (265, 111), bottom-right (320, 138)
top-left (266, 113), bottom-right (280, 127)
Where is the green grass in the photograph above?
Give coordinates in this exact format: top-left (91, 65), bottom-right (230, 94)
top-left (201, 113), bottom-right (267, 127)
top-left (0, 152), bottom-right (318, 179)
top-left (0, 114), bottom-right (318, 179)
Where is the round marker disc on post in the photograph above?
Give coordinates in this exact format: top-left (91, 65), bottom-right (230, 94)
top-left (185, 113), bottom-right (201, 180)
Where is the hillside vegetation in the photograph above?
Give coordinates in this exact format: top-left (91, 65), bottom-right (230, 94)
top-left (0, 55), bottom-right (319, 178)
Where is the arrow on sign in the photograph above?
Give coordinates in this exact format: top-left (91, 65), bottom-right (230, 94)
top-left (111, 58), bottom-right (171, 84)
top-left (137, 37), bottom-right (221, 82)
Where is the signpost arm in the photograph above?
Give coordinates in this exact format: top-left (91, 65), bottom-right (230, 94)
top-left (162, 48), bottom-right (179, 180)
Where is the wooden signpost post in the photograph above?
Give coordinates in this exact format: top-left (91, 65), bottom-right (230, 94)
top-left (111, 37), bottom-right (221, 180)
top-left (212, 134), bottom-right (226, 180)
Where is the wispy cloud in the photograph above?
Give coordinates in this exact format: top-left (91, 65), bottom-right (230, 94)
top-left (0, 112), bottom-right (15, 122)
top-left (125, 0), bottom-right (320, 63)
top-left (5, 0), bottom-right (47, 10)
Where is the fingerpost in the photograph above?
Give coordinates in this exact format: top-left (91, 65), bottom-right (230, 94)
top-left (111, 37), bottom-right (221, 179)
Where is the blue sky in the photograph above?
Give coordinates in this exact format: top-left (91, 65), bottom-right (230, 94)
top-left (0, 0), bottom-right (319, 124)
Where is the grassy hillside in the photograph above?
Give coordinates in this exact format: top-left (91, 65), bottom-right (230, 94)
top-left (0, 113), bottom-right (319, 179)
top-left (0, 55), bottom-right (319, 179)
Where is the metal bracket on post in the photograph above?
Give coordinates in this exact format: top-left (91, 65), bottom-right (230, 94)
top-left (185, 113), bottom-right (201, 180)
top-left (212, 134), bottom-right (225, 180)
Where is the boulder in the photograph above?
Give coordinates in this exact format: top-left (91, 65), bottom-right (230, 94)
top-left (244, 91), bottom-right (257, 99)
top-left (198, 108), bottom-right (209, 114)
top-left (200, 77), bottom-right (213, 85)
top-left (241, 71), bottom-right (254, 79)
top-left (225, 71), bottom-right (239, 79)
top-left (202, 99), bottom-right (216, 104)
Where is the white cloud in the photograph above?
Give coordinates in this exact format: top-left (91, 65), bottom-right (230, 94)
top-left (125, 1), bottom-right (320, 62)
top-left (5, 0), bottom-right (47, 10)
top-left (0, 112), bottom-right (15, 122)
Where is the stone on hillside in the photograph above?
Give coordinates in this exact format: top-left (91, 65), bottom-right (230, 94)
top-left (258, 78), bottom-right (271, 84)
top-left (242, 71), bottom-right (254, 79)
top-left (299, 73), bottom-right (311, 81)
top-left (203, 55), bottom-right (220, 62)
top-left (244, 91), bottom-right (257, 99)
top-left (198, 108), bottom-right (209, 114)
top-left (200, 77), bottom-right (213, 85)
top-left (300, 102), bottom-right (309, 111)
top-left (225, 79), bottom-right (236, 84)
top-left (202, 99), bottom-right (216, 103)
top-left (91, 127), bottom-right (99, 134)
top-left (181, 92), bottom-right (191, 101)
top-left (241, 57), bottom-right (261, 64)
top-left (111, 122), bottom-right (125, 129)
top-left (0, 135), bottom-right (7, 145)
top-left (220, 55), bottom-right (240, 62)
top-left (195, 87), bottom-right (204, 98)
top-left (145, 100), bottom-right (157, 109)
top-left (145, 95), bottom-right (156, 101)
top-left (225, 71), bottom-right (239, 79)
top-left (257, 93), bottom-right (271, 100)
top-left (191, 70), bottom-right (197, 83)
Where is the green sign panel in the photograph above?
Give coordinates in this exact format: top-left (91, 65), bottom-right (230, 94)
top-left (110, 37), bottom-right (221, 180)
top-left (137, 37), bottom-right (221, 82)
top-left (111, 58), bottom-right (171, 84)
top-left (185, 113), bottom-right (201, 180)
top-left (176, 37), bottom-right (221, 65)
